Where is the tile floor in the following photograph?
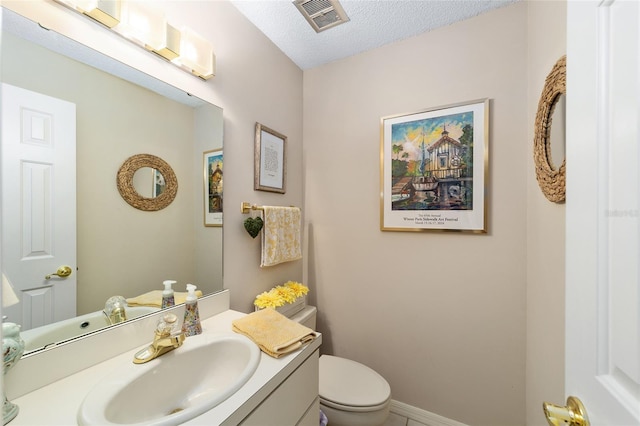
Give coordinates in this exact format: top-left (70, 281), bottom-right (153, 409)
top-left (384, 411), bottom-right (430, 426)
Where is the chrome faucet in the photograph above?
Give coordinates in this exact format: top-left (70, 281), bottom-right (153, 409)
top-left (133, 313), bottom-right (185, 364)
top-left (103, 295), bottom-right (127, 325)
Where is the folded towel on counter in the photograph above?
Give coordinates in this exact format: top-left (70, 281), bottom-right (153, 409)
top-left (232, 308), bottom-right (317, 358)
top-left (126, 290), bottom-right (203, 308)
top-left (261, 206), bottom-right (302, 267)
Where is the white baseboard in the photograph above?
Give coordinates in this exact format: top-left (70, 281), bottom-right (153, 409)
top-left (390, 400), bottom-right (468, 426)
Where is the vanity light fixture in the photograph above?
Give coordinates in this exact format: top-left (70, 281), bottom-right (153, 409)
top-left (58, 0), bottom-right (121, 28)
top-left (117, 1), bottom-right (165, 49)
top-left (52, 0), bottom-right (215, 79)
top-left (175, 27), bottom-right (215, 79)
top-left (155, 24), bottom-right (182, 61)
top-left (117, 2), bottom-right (181, 61)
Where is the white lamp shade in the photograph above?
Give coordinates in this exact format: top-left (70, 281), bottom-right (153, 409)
top-left (178, 27), bottom-right (214, 78)
top-left (118, 1), bottom-right (166, 50)
top-left (72, 0), bottom-right (121, 27)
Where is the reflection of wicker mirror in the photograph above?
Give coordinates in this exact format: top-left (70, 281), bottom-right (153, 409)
top-left (534, 55), bottom-right (566, 203)
top-left (117, 154), bottom-right (178, 211)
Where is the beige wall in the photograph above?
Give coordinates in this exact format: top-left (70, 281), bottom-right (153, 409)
top-left (155, 1), bottom-right (305, 312)
top-left (177, 1), bottom-right (306, 311)
top-left (526, 1), bottom-right (566, 425)
top-left (303, 3), bottom-right (528, 425)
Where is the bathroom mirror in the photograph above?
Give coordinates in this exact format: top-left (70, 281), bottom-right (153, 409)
top-left (548, 94), bottom-right (566, 170)
top-left (117, 154), bottom-right (178, 211)
top-left (1, 8), bottom-right (224, 355)
top-left (533, 55), bottom-right (566, 203)
top-left (133, 167), bottom-right (166, 198)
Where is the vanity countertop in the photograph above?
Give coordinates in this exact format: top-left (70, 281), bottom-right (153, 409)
top-left (10, 310), bottom-right (322, 425)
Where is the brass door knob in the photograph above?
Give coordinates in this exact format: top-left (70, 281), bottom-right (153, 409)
top-left (543, 396), bottom-right (590, 426)
top-left (45, 265), bottom-right (73, 280)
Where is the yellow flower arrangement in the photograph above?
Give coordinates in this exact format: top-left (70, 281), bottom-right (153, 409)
top-left (254, 281), bottom-right (309, 309)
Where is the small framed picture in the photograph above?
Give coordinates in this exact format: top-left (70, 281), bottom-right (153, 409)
top-left (254, 122), bottom-right (287, 193)
top-left (204, 149), bottom-right (223, 227)
top-left (380, 99), bottom-right (489, 233)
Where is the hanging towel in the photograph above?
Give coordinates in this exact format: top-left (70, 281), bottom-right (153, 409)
top-left (261, 206), bottom-right (302, 267)
top-left (232, 308), bottom-right (317, 358)
top-left (126, 289), bottom-right (203, 308)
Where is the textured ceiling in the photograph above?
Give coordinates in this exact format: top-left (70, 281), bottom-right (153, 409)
top-left (230, 0), bottom-right (520, 70)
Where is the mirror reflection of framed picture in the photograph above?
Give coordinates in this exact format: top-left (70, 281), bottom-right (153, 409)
top-left (204, 149), bottom-right (223, 227)
top-left (254, 123), bottom-right (286, 194)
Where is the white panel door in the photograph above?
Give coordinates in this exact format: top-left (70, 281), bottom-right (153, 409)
top-left (1, 83), bottom-right (77, 330)
top-left (564, 0), bottom-right (640, 424)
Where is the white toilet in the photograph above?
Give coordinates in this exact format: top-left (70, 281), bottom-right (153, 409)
top-left (290, 306), bottom-right (391, 426)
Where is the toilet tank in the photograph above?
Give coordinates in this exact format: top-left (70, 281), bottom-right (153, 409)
top-left (288, 305), bottom-right (317, 330)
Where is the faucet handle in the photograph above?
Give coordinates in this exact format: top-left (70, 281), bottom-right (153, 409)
top-left (156, 314), bottom-right (179, 337)
top-left (104, 295), bottom-right (126, 312)
top-left (104, 296), bottom-right (127, 325)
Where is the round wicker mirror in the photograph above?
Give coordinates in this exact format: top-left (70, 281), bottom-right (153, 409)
top-left (117, 154), bottom-right (178, 211)
top-left (534, 55), bottom-right (566, 203)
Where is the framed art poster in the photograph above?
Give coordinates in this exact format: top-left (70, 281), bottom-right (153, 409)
top-left (204, 149), bottom-right (223, 226)
top-left (380, 99), bottom-right (489, 232)
top-left (254, 122), bottom-right (287, 193)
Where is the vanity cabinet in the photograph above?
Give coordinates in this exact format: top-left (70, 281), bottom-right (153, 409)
top-left (9, 307), bottom-right (322, 426)
top-left (238, 349), bottom-right (320, 426)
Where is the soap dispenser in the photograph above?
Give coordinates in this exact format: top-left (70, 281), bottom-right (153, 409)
top-left (161, 280), bottom-right (176, 308)
top-left (181, 284), bottom-right (202, 336)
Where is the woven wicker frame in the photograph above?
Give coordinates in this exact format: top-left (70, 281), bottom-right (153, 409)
top-left (117, 154), bottom-right (178, 211)
top-left (534, 55), bottom-right (566, 203)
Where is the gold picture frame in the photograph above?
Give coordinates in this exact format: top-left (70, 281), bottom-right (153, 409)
top-left (254, 123), bottom-right (287, 194)
top-left (204, 149), bottom-right (223, 227)
top-left (380, 99), bottom-right (489, 232)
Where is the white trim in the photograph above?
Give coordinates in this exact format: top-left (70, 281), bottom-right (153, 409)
top-left (390, 400), bottom-right (468, 426)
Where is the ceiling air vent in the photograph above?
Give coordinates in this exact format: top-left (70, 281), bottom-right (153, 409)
top-left (293, 0), bottom-right (350, 33)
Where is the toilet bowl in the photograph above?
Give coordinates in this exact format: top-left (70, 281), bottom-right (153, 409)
top-left (289, 306), bottom-right (391, 426)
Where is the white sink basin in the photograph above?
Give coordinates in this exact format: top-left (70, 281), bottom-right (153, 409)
top-left (77, 332), bottom-right (261, 425)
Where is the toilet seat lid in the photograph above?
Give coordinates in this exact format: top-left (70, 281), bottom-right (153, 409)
top-left (319, 355), bottom-right (391, 408)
